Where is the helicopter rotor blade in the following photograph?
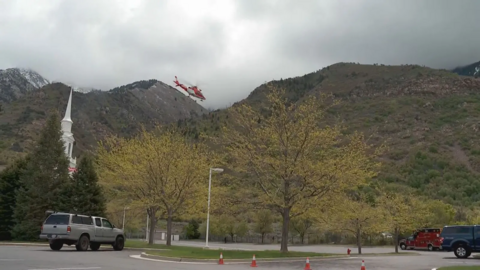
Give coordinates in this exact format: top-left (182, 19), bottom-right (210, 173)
top-left (177, 76), bottom-right (195, 87)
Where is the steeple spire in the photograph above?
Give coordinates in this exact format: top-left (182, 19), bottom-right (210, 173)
top-left (62, 87), bottom-right (73, 123)
top-left (60, 87), bottom-right (76, 173)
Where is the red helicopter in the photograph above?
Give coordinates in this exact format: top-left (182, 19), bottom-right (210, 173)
top-left (173, 76), bottom-right (206, 101)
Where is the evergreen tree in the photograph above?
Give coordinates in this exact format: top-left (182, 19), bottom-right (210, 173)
top-left (11, 111), bottom-right (71, 241)
top-left (0, 156), bottom-right (29, 240)
top-left (184, 219), bottom-right (201, 239)
top-left (68, 155), bottom-right (106, 216)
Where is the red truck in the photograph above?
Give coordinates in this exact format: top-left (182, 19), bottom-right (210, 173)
top-left (399, 228), bottom-right (442, 251)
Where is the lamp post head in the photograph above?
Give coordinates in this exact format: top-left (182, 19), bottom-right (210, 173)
top-left (211, 168), bottom-right (224, 173)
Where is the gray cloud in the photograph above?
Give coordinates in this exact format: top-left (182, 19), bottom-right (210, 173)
top-left (1, 0), bottom-right (479, 109)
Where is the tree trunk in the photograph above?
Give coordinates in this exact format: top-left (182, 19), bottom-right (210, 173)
top-left (261, 233), bottom-right (265, 244)
top-left (301, 233), bottom-right (305, 244)
top-left (281, 208), bottom-right (290, 253)
top-left (356, 226), bottom-right (362, 254)
top-left (148, 213), bottom-right (156, 245)
top-left (166, 213), bottom-right (172, 246)
top-left (394, 227), bottom-right (399, 253)
top-left (230, 233), bottom-right (234, 242)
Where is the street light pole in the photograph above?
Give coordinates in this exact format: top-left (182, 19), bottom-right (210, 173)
top-left (146, 212), bottom-right (149, 242)
top-left (122, 206), bottom-right (130, 231)
top-left (205, 167), bottom-right (224, 248)
top-left (206, 169), bottom-right (212, 248)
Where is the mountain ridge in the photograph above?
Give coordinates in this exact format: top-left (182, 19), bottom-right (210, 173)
top-left (177, 62), bottom-right (480, 207)
top-left (0, 79), bottom-right (207, 166)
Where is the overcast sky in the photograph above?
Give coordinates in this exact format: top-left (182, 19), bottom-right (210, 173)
top-left (1, 0), bottom-right (479, 109)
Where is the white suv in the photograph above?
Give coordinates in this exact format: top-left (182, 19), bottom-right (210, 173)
top-left (39, 211), bottom-right (125, 251)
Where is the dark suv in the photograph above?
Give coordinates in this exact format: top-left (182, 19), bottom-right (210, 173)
top-left (440, 225), bottom-right (480, 258)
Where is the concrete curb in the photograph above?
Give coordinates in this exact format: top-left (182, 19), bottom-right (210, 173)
top-left (140, 252), bottom-right (351, 262)
top-left (140, 251), bottom-right (419, 263)
top-left (137, 252), bottom-right (353, 264)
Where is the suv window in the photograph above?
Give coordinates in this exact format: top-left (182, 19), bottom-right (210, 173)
top-left (82, 216), bottom-right (93, 225)
top-left (71, 216), bottom-right (93, 225)
top-left (44, 214), bottom-right (70, 225)
top-left (442, 226), bottom-right (471, 234)
top-left (102, 219), bottom-right (113, 228)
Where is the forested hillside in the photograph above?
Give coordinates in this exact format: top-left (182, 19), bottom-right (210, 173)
top-left (179, 62), bottom-right (480, 209)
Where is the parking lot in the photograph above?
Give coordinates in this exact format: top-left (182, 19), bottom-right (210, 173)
top-left (2, 244), bottom-right (480, 270)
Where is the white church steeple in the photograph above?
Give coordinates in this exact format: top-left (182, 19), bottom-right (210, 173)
top-left (61, 87), bottom-right (76, 172)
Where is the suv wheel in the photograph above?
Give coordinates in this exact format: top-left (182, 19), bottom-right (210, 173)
top-left (49, 241), bottom-right (63, 251)
top-left (400, 243), bottom-right (406, 250)
top-left (75, 235), bottom-right (90, 251)
top-left (454, 244), bottom-right (470, 258)
top-left (112, 236), bottom-right (124, 251)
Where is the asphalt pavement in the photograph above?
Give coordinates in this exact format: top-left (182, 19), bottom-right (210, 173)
top-left (2, 244), bottom-right (480, 270)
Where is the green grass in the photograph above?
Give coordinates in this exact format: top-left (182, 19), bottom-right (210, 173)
top-left (144, 248), bottom-right (334, 259)
top-left (0, 240), bottom-right (415, 259)
top-left (124, 241), bottom-right (334, 259)
top-left (437, 267), bottom-right (480, 270)
top-left (124, 240), bottom-right (169, 249)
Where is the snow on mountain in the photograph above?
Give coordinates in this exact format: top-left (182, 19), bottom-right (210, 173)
top-left (475, 66), bottom-right (479, 77)
top-left (71, 85), bottom-right (102, 93)
top-left (49, 81), bottom-right (101, 94)
top-left (72, 86), bottom-right (93, 93)
top-left (0, 68), bottom-right (48, 103)
top-left (17, 68), bottom-right (50, 88)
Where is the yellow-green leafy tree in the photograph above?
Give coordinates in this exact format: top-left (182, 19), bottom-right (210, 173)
top-left (215, 85), bottom-right (383, 252)
top-left (323, 191), bottom-right (385, 254)
top-left (97, 125), bottom-right (215, 245)
top-left (222, 214), bottom-right (250, 242)
top-left (200, 214), bottom-right (249, 242)
top-left (290, 214), bottom-right (315, 245)
top-left (253, 209), bottom-right (274, 244)
top-left (105, 201), bottom-right (145, 236)
top-left (462, 208), bottom-right (480, 225)
top-left (423, 199), bottom-right (455, 227)
top-left (378, 190), bottom-right (427, 253)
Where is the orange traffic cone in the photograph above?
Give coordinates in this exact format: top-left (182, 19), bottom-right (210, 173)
top-left (250, 254), bottom-right (257, 267)
top-left (304, 257), bottom-right (311, 270)
top-left (360, 260), bottom-right (366, 270)
top-left (219, 252), bottom-right (224, 265)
